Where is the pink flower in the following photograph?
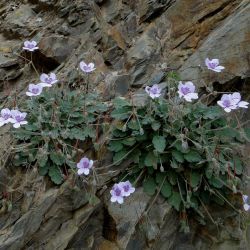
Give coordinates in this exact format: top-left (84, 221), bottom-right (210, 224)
top-left (178, 81), bottom-right (198, 102)
top-left (145, 84), bottom-right (161, 99)
top-left (26, 84), bottom-right (43, 96)
top-left (205, 58), bottom-right (225, 72)
top-left (9, 110), bottom-right (28, 128)
top-left (231, 92), bottom-right (249, 109)
top-left (217, 92), bottom-right (248, 113)
top-left (23, 41), bottom-right (39, 52)
top-left (77, 157), bottom-right (94, 175)
top-left (79, 61), bottom-right (96, 73)
top-left (0, 108), bottom-right (12, 127)
top-left (243, 194), bottom-right (250, 211)
top-left (39, 73), bottom-right (58, 87)
top-left (110, 183), bottom-right (124, 204)
top-left (120, 181), bottom-right (135, 197)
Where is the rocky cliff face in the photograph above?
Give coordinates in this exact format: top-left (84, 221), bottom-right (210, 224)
top-left (0, 0), bottom-right (249, 249)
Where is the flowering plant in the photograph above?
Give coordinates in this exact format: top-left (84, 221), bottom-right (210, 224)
top-left (12, 85), bottom-right (107, 184)
top-left (108, 72), bottom-right (249, 223)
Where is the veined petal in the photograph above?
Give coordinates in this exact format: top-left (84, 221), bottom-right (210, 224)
top-left (117, 196), bottom-right (124, 204)
top-left (238, 101), bottom-right (249, 108)
top-left (211, 58), bottom-right (219, 65)
top-left (243, 203), bottom-right (250, 211)
top-left (26, 92), bottom-right (34, 96)
top-left (83, 168), bottom-right (90, 175)
top-left (224, 107), bottom-right (232, 113)
top-left (13, 123), bottom-right (21, 128)
top-left (243, 195), bottom-right (249, 203)
top-left (217, 100), bottom-right (225, 108)
top-left (187, 92), bottom-right (198, 100)
top-left (205, 58), bottom-right (210, 67)
top-left (40, 73), bottom-right (48, 82)
top-left (111, 196), bottom-right (118, 203)
top-left (20, 121), bottom-right (28, 125)
top-left (77, 168), bottom-right (85, 175)
top-left (38, 82), bottom-right (52, 87)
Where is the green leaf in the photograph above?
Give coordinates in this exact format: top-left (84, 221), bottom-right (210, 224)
top-left (244, 128), bottom-right (250, 140)
top-left (151, 121), bottom-right (161, 131)
top-left (190, 172), bottom-right (201, 188)
top-left (169, 192), bottom-right (182, 211)
top-left (172, 150), bottom-right (184, 163)
top-left (209, 176), bottom-right (224, 188)
top-left (128, 120), bottom-right (140, 130)
top-left (68, 128), bottom-right (86, 140)
top-left (122, 137), bottom-right (136, 146)
top-left (113, 150), bottom-right (128, 165)
top-left (113, 97), bottom-right (131, 108)
top-left (143, 177), bottom-right (157, 196)
top-left (39, 164), bottom-right (49, 176)
top-left (108, 141), bottom-right (123, 152)
top-left (184, 150), bottom-right (202, 163)
top-left (152, 135), bottom-right (166, 153)
top-left (155, 172), bottom-right (165, 184)
top-left (161, 181), bottom-right (172, 198)
top-left (36, 150), bottom-right (48, 168)
top-left (49, 166), bottom-right (63, 184)
top-left (111, 106), bottom-right (132, 119)
top-left (232, 156), bottom-right (243, 175)
top-left (216, 127), bottom-right (238, 138)
top-left (50, 151), bottom-right (65, 166)
top-left (144, 151), bottom-right (158, 168)
top-left (203, 106), bottom-right (223, 119)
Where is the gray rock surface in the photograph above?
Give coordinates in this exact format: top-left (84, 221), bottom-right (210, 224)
top-left (0, 0), bottom-right (249, 249)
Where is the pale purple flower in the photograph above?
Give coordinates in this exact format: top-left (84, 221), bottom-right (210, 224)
top-left (231, 92), bottom-right (249, 109)
top-left (26, 84), bottom-right (43, 97)
top-left (217, 92), bottom-right (248, 113)
top-left (205, 58), bottom-right (225, 72)
top-left (110, 183), bottom-right (124, 204)
top-left (79, 61), bottom-right (96, 73)
top-left (145, 84), bottom-right (161, 99)
top-left (120, 181), bottom-right (135, 197)
top-left (243, 194), bottom-right (250, 211)
top-left (217, 94), bottom-right (237, 113)
top-left (178, 81), bottom-right (198, 102)
top-left (9, 110), bottom-right (28, 128)
top-left (77, 157), bottom-right (93, 176)
top-left (23, 41), bottom-right (39, 52)
top-left (39, 73), bottom-right (58, 87)
top-left (0, 108), bottom-right (12, 127)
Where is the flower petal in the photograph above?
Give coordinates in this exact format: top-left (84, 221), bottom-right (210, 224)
top-left (243, 203), bottom-right (250, 211)
top-left (77, 168), bottom-right (85, 175)
top-left (13, 123), bottom-right (21, 128)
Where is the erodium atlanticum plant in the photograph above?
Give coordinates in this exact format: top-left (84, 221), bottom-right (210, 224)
top-left (217, 92), bottom-right (249, 112)
top-left (4, 47), bottom-right (249, 225)
top-left (77, 157), bottom-right (94, 176)
top-left (0, 108), bottom-right (28, 128)
top-left (0, 108), bottom-right (12, 127)
top-left (39, 73), bottom-right (58, 87)
top-left (10, 61), bottom-right (107, 184)
top-left (205, 58), bottom-right (225, 72)
top-left (145, 84), bottom-right (162, 99)
top-left (178, 81), bottom-right (198, 102)
top-left (23, 40), bottom-right (39, 52)
top-left (26, 84), bottom-right (43, 97)
top-left (110, 181), bottom-right (135, 204)
top-left (242, 195), bottom-right (250, 211)
top-left (79, 61), bottom-right (96, 73)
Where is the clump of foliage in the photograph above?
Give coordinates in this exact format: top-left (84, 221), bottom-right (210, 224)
top-left (2, 42), bottom-right (248, 225)
top-left (12, 88), bottom-right (107, 184)
top-left (108, 78), bottom-right (249, 224)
